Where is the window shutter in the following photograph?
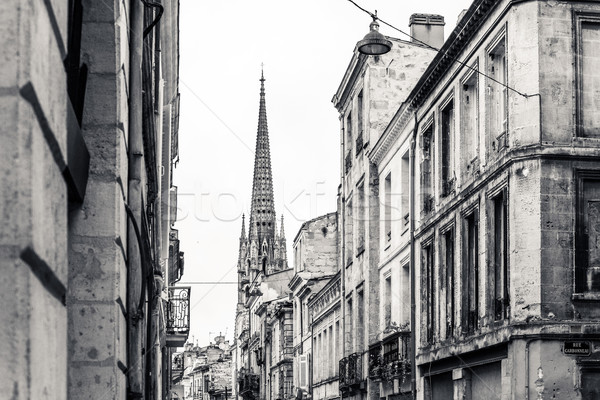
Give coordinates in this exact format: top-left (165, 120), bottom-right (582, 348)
top-left (299, 354), bottom-right (308, 389)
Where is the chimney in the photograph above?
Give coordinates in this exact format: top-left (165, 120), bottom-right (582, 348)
top-left (409, 14), bottom-right (445, 49)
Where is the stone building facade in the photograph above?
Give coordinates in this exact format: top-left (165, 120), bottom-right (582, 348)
top-left (332, 19), bottom-right (438, 400)
top-left (289, 213), bottom-right (339, 399)
top-left (309, 272), bottom-right (342, 400)
top-left (263, 299), bottom-right (294, 400)
top-left (368, 0), bottom-right (600, 398)
top-left (0, 0), bottom-right (187, 399)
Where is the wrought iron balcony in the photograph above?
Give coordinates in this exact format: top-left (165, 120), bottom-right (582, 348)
top-left (166, 286), bottom-right (190, 347)
top-left (238, 370), bottom-right (260, 398)
top-left (339, 353), bottom-right (364, 391)
top-left (376, 331), bottom-right (412, 383)
top-left (368, 345), bottom-right (383, 380)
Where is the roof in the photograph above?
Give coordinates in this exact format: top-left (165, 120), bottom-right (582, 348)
top-left (292, 211), bottom-right (337, 243)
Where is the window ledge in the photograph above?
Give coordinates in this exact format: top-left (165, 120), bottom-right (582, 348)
top-left (572, 293), bottom-right (600, 301)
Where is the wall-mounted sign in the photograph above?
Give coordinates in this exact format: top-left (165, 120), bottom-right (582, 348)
top-left (563, 341), bottom-right (591, 356)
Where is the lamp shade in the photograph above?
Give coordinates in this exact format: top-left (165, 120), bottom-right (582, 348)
top-left (357, 19), bottom-right (392, 56)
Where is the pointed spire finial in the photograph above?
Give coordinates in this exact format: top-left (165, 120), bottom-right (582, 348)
top-left (240, 214), bottom-right (247, 240)
top-left (260, 64), bottom-right (265, 94)
top-left (280, 214), bottom-right (285, 238)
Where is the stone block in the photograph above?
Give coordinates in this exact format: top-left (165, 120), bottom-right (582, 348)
top-left (31, 128), bottom-right (68, 281)
top-left (82, 124), bottom-right (126, 179)
top-left (69, 236), bottom-right (121, 301)
top-left (0, 252), bottom-right (31, 398)
top-left (68, 364), bottom-right (119, 399)
top-left (29, 275), bottom-right (68, 400)
top-left (82, 73), bottom-right (119, 126)
top-left (0, 96), bottom-right (25, 246)
top-left (0, 8), bottom-right (19, 85)
top-left (540, 248), bottom-right (571, 269)
top-left (69, 179), bottom-right (123, 237)
top-left (81, 22), bottom-right (118, 74)
top-left (68, 302), bottom-right (117, 362)
top-left (82, 0), bottom-right (118, 23)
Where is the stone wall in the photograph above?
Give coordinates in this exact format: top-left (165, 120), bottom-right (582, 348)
top-left (67, 0), bottom-right (130, 397)
top-left (0, 0), bottom-right (71, 398)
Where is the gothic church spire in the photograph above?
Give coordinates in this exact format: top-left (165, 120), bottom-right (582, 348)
top-left (248, 70), bottom-right (276, 248)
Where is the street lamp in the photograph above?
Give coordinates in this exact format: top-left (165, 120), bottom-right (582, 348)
top-left (357, 15), bottom-right (392, 56)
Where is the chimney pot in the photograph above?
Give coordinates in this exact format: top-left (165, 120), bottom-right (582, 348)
top-left (409, 13), bottom-right (445, 49)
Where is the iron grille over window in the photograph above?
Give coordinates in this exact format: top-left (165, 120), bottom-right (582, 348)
top-left (339, 353), bottom-right (364, 391)
top-left (167, 286), bottom-right (190, 335)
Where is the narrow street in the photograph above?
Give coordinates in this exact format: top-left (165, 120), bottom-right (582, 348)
top-left (2, 0), bottom-right (600, 399)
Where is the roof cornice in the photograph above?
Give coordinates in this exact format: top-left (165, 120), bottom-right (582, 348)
top-left (332, 51), bottom-right (366, 111)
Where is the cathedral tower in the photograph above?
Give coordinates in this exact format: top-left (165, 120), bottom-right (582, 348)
top-left (237, 71), bottom-right (288, 299)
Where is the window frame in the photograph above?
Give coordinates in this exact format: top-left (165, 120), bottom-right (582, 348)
top-left (459, 61), bottom-right (480, 177)
top-left (421, 116), bottom-right (435, 214)
top-left (461, 203), bottom-right (480, 335)
top-left (440, 221), bottom-right (455, 340)
top-left (574, 169), bottom-right (600, 298)
top-left (485, 27), bottom-right (508, 152)
top-left (439, 93), bottom-right (455, 197)
top-left (487, 184), bottom-right (510, 321)
top-left (421, 234), bottom-right (435, 344)
top-left (575, 13), bottom-right (600, 138)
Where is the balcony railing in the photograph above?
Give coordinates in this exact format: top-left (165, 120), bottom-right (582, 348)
top-left (238, 371), bottom-right (260, 398)
top-left (339, 353), bottom-right (364, 391)
top-left (370, 332), bottom-right (411, 383)
top-left (166, 286), bottom-right (191, 347)
top-left (368, 345), bottom-right (383, 380)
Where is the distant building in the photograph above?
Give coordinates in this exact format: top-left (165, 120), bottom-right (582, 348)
top-left (289, 213), bottom-right (339, 400)
top-left (308, 272), bottom-right (342, 400)
top-left (175, 336), bottom-right (233, 400)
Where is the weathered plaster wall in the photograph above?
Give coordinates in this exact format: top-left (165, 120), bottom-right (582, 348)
top-left (295, 213), bottom-right (338, 275)
top-left (365, 42), bottom-right (437, 146)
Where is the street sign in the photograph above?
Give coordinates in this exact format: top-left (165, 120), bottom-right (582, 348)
top-left (563, 341), bottom-right (591, 356)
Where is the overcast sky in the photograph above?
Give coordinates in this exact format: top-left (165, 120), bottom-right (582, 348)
top-left (174, 0), bottom-right (473, 347)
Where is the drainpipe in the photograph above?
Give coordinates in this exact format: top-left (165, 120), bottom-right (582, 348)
top-left (409, 111), bottom-right (419, 400)
top-left (524, 338), bottom-right (538, 400)
top-left (128, 0), bottom-right (145, 397)
top-left (340, 121), bottom-right (346, 363)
